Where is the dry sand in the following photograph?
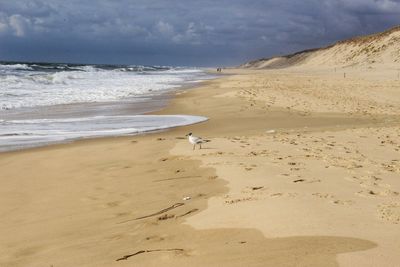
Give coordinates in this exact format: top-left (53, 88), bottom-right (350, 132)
top-left (0, 68), bottom-right (399, 266)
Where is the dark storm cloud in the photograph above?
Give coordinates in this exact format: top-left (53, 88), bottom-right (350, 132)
top-left (0, 0), bottom-right (399, 66)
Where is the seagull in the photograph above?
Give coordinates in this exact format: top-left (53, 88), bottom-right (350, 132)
top-left (186, 133), bottom-right (210, 150)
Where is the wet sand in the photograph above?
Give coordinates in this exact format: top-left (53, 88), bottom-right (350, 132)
top-left (1, 68), bottom-right (399, 266)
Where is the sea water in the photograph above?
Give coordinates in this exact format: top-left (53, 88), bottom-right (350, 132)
top-left (0, 62), bottom-right (212, 152)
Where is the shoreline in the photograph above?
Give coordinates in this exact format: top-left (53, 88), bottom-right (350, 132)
top-left (1, 68), bottom-right (400, 266)
top-left (0, 70), bottom-right (218, 153)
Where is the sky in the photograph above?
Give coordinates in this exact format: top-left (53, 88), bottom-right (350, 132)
top-left (0, 0), bottom-right (400, 66)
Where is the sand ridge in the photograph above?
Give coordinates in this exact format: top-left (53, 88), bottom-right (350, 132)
top-left (242, 25), bottom-right (400, 69)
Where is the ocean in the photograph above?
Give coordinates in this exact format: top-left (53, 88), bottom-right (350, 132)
top-left (0, 61), bottom-right (213, 152)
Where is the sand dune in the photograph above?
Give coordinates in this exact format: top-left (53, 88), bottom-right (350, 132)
top-left (242, 26), bottom-right (400, 69)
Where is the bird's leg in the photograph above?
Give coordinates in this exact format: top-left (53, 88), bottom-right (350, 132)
top-left (193, 144), bottom-right (195, 150)
top-left (200, 144), bottom-right (202, 149)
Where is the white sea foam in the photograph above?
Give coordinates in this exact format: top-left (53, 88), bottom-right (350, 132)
top-left (0, 115), bottom-right (208, 152)
top-left (0, 63), bottom-right (33, 71)
top-left (0, 63), bottom-right (208, 110)
top-left (0, 62), bottom-right (214, 152)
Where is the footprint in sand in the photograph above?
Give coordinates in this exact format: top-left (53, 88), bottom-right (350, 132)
top-left (269, 192), bottom-right (298, 198)
top-left (106, 201), bottom-right (121, 207)
top-left (225, 197), bottom-right (257, 204)
top-left (241, 186), bottom-right (266, 194)
top-left (312, 193), bottom-right (335, 199)
top-left (332, 199), bottom-right (354, 206)
top-left (359, 180), bottom-right (392, 190)
top-left (306, 179), bottom-right (322, 184)
top-left (157, 214), bottom-right (175, 221)
top-left (378, 203), bottom-right (400, 224)
top-left (382, 162), bottom-right (400, 173)
top-left (355, 189), bottom-right (398, 198)
top-left (145, 235), bottom-right (166, 242)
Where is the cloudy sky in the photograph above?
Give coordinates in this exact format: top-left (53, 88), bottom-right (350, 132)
top-left (0, 0), bottom-right (399, 66)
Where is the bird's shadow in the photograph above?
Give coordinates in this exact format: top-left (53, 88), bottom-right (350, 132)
top-left (198, 147), bottom-right (217, 150)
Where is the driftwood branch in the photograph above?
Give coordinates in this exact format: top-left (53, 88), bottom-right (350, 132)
top-left (116, 248), bottom-right (185, 261)
top-left (176, 208), bottom-right (199, 218)
top-left (153, 175), bottom-right (202, 182)
top-left (117, 203), bottom-right (184, 224)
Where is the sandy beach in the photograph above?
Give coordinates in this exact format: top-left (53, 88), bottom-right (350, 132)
top-left (1, 67), bottom-right (400, 266)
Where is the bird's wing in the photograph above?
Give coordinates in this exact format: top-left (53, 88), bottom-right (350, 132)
top-left (191, 136), bottom-right (211, 144)
top-left (192, 137), bottom-right (201, 143)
